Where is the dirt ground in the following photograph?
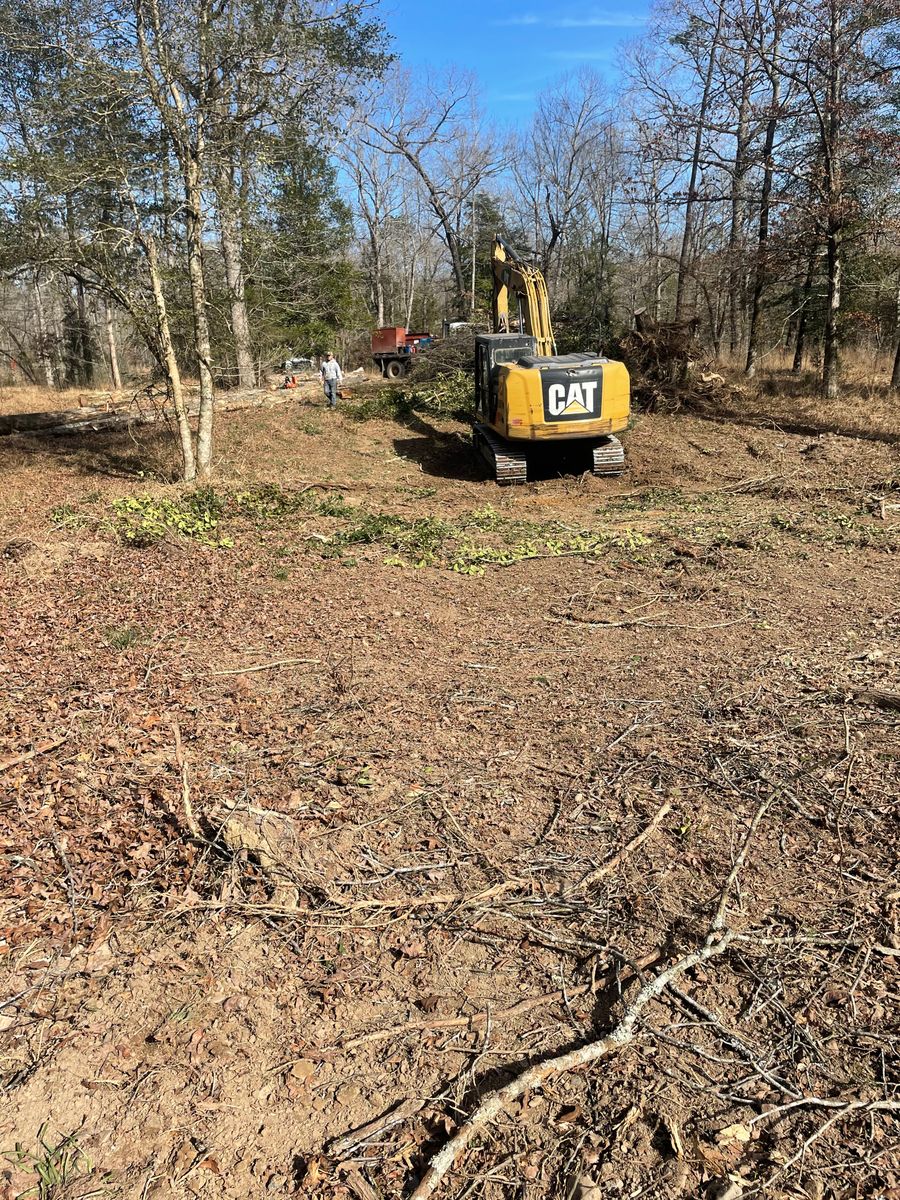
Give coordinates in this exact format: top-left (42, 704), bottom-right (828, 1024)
top-left (1, 379), bottom-right (898, 1200)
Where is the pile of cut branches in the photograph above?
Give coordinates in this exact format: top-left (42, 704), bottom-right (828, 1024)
top-left (407, 331), bottom-right (477, 381)
top-left (617, 311), bottom-right (741, 414)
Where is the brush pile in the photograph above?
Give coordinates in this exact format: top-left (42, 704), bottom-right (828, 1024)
top-left (618, 311), bottom-right (739, 413)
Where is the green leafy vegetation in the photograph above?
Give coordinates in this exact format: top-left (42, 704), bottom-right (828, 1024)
top-left (49, 503), bottom-right (89, 529)
top-left (63, 484), bottom-right (656, 574)
top-left (347, 372), bottom-right (472, 423)
top-left (104, 624), bottom-right (142, 650)
top-left (110, 488), bottom-right (230, 547)
top-left (4, 1124), bottom-right (110, 1200)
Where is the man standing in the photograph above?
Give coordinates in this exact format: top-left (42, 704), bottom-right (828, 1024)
top-left (320, 351), bottom-right (342, 409)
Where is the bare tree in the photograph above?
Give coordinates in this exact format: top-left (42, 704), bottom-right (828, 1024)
top-left (745, 0), bottom-right (792, 377)
top-left (779, 0), bottom-right (899, 397)
top-left (515, 70), bottom-right (614, 288)
top-left (363, 70), bottom-right (498, 313)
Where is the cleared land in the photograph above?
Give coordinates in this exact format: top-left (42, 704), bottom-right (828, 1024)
top-left (1, 376), bottom-right (898, 1200)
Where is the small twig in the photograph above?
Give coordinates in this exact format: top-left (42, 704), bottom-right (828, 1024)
top-left (327, 1098), bottom-right (425, 1159)
top-left (562, 801), bottom-right (671, 898)
top-left (50, 828), bottom-right (78, 940)
top-left (551, 610), bottom-right (747, 632)
top-left (171, 723), bottom-right (201, 840)
top-left (340, 950), bottom-right (661, 1051)
top-left (0, 735), bottom-right (68, 774)
top-left (208, 657), bottom-right (321, 677)
top-left (409, 932), bottom-right (736, 1200)
top-left (754, 1100), bottom-right (900, 1188)
top-left (342, 985), bottom-right (593, 1051)
top-left (712, 473), bottom-right (784, 494)
top-left (667, 984), bottom-right (801, 1098)
top-left (711, 796), bottom-right (773, 933)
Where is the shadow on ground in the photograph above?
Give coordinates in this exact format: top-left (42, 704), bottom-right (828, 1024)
top-left (392, 407), bottom-right (609, 484)
top-left (0, 424), bottom-right (178, 480)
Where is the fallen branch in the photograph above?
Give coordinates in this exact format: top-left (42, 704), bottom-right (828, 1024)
top-left (841, 687), bottom-right (900, 713)
top-left (0, 735), bottom-right (68, 774)
top-left (172, 722), bottom-right (201, 840)
top-left (342, 1167), bottom-right (383, 1200)
top-left (562, 801), bottom-right (671, 898)
top-left (327, 1098), bottom-right (425, 1158)
top-left (341, 949), bottom-right (661, 1051)
top-left (408, 931), bottom-right (736, 1200)
top-left (208, 657), bottom-right (321, 677)
top-left (550, 609), bottom-right (747, 633)
top-left (711, 796), bottom-right (774, 932)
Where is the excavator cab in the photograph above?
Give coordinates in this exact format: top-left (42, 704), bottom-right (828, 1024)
top-left (472, 237), bottom-right (630, 484)
top-left (475, 333), bottom-right (536, 425)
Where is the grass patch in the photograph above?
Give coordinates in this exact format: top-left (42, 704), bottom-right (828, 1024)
top-left (5, 1124), bottom-right (112, 1200)
top-left (104, 624), bottom-right (142, 650)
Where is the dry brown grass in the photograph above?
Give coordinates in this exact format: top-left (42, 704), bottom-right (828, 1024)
top-left (0, 383), bottom-right (124, 416)
top-left (703, 349), bottom-right (900, 442)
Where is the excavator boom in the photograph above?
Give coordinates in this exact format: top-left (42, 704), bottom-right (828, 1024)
top-left (491, 238), bottom-right (556, 357)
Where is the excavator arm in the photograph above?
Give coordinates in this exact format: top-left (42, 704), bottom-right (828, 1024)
top-left (491, 237), bottom-right (557, 357)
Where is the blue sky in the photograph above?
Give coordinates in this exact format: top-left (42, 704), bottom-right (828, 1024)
top-left (379, 2), bottom-right (653, 124)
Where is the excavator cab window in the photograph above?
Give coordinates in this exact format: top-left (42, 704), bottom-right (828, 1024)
top-left (475, 333), bottom-right (537, 422)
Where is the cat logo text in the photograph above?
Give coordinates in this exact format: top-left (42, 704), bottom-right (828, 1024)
top-left (541, 372), bottom-right (603, 423)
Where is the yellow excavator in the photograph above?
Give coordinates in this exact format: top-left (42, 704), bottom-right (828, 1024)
top-left (473, 237), bottom-right (630, 483)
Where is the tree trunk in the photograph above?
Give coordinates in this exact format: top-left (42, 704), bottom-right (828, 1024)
top-left (143, 231), bottom-right (196, 481)
top-left (728, 47), bottom-right (753, 357)
top-left (745, 53), bottom-right (781, 378)
top-left (369, 230), bottom-right (386, 326)
top-left (674, 1), bottom-right (725, 321)
top-left (217, 159), bottom-right (255, 389)
top-left (820, 5), bottom-right (843, 400)
top-left (405, 259), bottom-right (415, 330)
top-left (184, 156), bottom-right (215, 473)
top-left (32, 272), bottom-right (56, 388)
top-left (822, 223), bottom-right (841, 399)
top-left (891, 336), bottom-right (900, 391)
top-left (64, 195), bottom-right (94, 386)
top-left (793, 253), bottom-right (815, 375)
top-left (104, 301), bottom-right (123, 389)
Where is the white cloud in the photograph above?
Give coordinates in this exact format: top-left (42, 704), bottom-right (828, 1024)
top-left (493, 13), bottom-right (541, 25)
top-left (489, 91), bottom-right (537, 102)
top-left (493, 8), bottom-right (647, 29)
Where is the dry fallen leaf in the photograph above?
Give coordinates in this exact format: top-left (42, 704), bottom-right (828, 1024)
top-left (716, 1122), bottom-right (752, 1146)
top-left (707, 1179), bottom-right (743, 1200)
top-left (573, 1176), bottom-right (603, 1200)
top-left (301, 1157), bottom-right (323, 1190)
top-left (556, 1105), bottom-right (583, 1125)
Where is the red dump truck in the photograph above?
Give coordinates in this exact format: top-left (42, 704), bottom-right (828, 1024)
top-left (371, 327), bottom-right (435, 378)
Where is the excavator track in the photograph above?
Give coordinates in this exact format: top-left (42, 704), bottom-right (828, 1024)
top-left (473, 423), bottom-right (528, 485)
top-left (591, 435), bottom-right (625, 477)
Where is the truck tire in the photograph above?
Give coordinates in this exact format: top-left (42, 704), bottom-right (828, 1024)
top-left (385, 359), bottom-right (405, 379)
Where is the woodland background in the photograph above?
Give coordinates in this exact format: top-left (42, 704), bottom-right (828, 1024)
top-left (0, 0), bottom-right (898, 477)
